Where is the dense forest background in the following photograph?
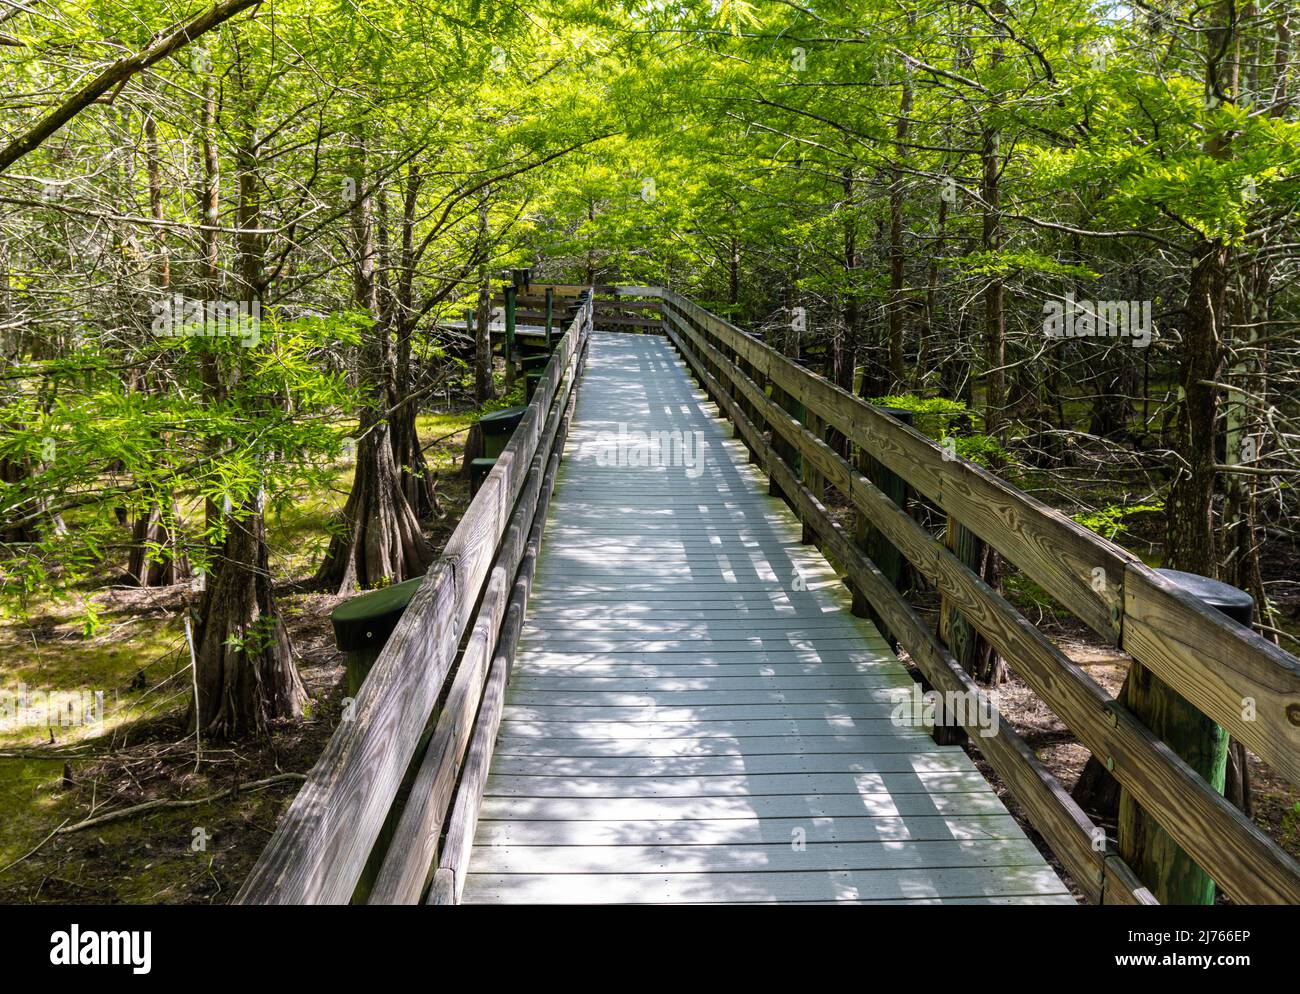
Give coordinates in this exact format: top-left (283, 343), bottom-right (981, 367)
top-left (0, 0), bottom-right (1297, 901)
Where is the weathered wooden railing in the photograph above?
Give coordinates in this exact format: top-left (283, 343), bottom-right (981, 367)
top-left (490, 283), bottom-right (664, 339)
top-left (235, 294), bottom-right (592, 904)
top-left (628, 285), bottom-right (1300, 906)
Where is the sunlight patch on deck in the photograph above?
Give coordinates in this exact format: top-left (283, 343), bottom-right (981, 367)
top-left (462, 333), bottom-right (1074, 905)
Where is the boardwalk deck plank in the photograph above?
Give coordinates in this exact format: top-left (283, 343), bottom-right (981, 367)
top-left (473, 815), bottom-right (1030, 846)
top-left (492, 735), bottom-right (954, 758)
top-left (463, 867), bottom-right (1073, 904)
top-left (463, 333), bottom-right (1072, 905)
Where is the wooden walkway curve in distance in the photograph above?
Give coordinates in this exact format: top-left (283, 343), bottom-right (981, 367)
top-left (462, 332), bottom-right (1074, 904)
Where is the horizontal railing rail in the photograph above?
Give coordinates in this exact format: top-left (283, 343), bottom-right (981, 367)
top-left (366, 307), bottom-right (588, 904)
top-left (638, 285), bottom-right (1300, 906)
top-left (236, 296), bottom-right (593, 904)
top-left (427, 393), bottom-right (574, 904)
top-left (489, 284), bottom-right (664, 334)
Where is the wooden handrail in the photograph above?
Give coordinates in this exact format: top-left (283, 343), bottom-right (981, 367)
top-left (662, 312), bottom-right (1153, 906)
top-left (235, 300), bottom-right (593, 904)
top-left (658, 290), bottom-right (1300, 786)
top-left (428, 377), bottom-right (578, 905)
top-left (659, 288), bottom-right (1300, 905)
top-left (366, 313), bottom-right (589, 903)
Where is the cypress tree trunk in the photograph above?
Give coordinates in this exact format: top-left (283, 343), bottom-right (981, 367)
top-left (314, 135), bottom-right (433, 595)
top-left (1164, 238), bottom-right (1227, 575)
top-left (0, 454), bottom-right (41, 543)
top-left (391, 400), bottom-right (438, 521)
top-left (197, 59), bottom-right (223, 539)
top-left (128, 97), bottom-right (189, 587)
top-left (316, 406), bottom-right (433, 593)
top-left (388, 165), bottom-right (438, 520)
top-left (192, 497), bottom-right (305, 738)
top-left (474, 282), bottom-right (494, 404)
top-left (473, 201), bottom-right (495, 404)
top-left (126, 504), bottom-right (190, 586)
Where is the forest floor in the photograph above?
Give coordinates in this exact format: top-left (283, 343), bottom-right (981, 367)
top-left (0, 405), bottom-right (486, 903)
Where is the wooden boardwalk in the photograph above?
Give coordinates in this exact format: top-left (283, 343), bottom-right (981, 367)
top-left (462, 333), bottom-right (1074, 904)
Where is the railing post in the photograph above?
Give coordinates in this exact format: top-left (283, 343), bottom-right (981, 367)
top-left (544, 287), bottom-right (553, 351)
top-left (852, 406), bottom-right (912, 629)
top-left (719, 337), bottom-right (747, 445)
top-left (769, 320), bottom-right (802, 504)
top-left (796, 407), bottom-right (823, 546)
top-left (769, 387), bottom-right (799, 500)
top-left (940, 520), bottom-right (996, 675)
top-left (503, 283), bottom-right (517, 389)
top-left (742, 348), bottom-right (763, 464)
top-left (692, 312), bottom-right (725, 410)
top-left (1118, 569), bottom-right (1245, 905)
top-left (934, 410), bottom-right (999, 684)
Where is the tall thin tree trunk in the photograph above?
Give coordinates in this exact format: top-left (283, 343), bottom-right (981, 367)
top-left (192, 48), bottom-right (305, 737)
top-left (388, 166), bottom-right (437, 519)
top-left (1165, 239), bottom-right (1228, 574)
top-left (315, 136), bottom-right (432, 594)
top-left (196, 66), bottom-right (224, 553)
top-left (979, 125), bottom-right (1005, 442)
top-left (729, 234), bottom-right (739, 307)
top-left (829, 166), bottom-right (859, 456)
top-left (128, 98), bottom-right (188, 586)
top-left (473, 199), bottom-right (495, 403)
top-left (914, 189), bottom-right (948, 391)
top-left (887, 73), bottom-right (911, 386)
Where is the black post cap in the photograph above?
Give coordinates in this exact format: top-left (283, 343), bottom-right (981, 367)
top-left (330, 575), bottom-right (425, 653)
top-left (478, 405), bottom-right (529, 431)
top-left (1155, 568), bottom-right (1254, 626)
top-left (872, 404), bottom-right (915, 426)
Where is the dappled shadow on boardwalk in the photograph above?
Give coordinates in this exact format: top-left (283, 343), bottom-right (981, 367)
top-left (465, 333), bottom-right (1074, 904)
